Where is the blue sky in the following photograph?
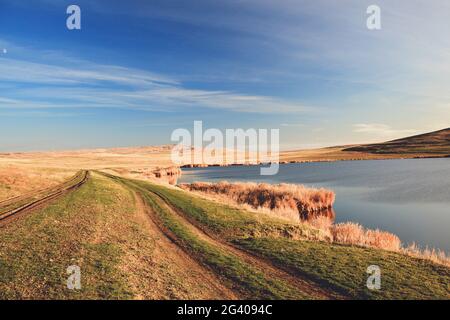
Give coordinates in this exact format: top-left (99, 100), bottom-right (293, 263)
top-left (0, 0), bottom-right (449, 151)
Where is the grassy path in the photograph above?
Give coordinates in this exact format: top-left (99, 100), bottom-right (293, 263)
top-left (0, 173), bottom-right (133, 299)
top-left (127, 191), bottom-right (237, 299)
top-left (106, 173), bottom-right (337, 299)
top-left (0, 173), bottom-right (234, 299)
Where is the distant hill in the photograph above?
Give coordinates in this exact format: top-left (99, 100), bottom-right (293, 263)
top-left (280, 128), bottom-right (450, 163)
top-left (344, 128), bottom-right (450, 155)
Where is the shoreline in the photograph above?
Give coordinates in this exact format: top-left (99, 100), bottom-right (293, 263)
top-left (176, 157), bottom-right (450, 262)
top-left (180, 153), bottom-right (449, 169)
top-left (177, 180), bottom-right (450, 267)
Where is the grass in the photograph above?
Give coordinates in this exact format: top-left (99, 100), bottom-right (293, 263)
top-left (2, 170), bottom-right (448, 300)
top-left (135, 181), bottom-right (329, 241)
top-left (113, 176), bottom-right (314, 299)
top-left (0, 173), bottom-right (159, 299)
top-left (179, 181), bottom-right (335, 221)
top-left (0, 165), bottom-right (75, 202)
top-left (158, 180), bottom-right (449, 266)
top-left (236, 238), bottom-right (450, 299)
top-left (131, 179), bottom-right (450, 299)
top-left (330, 221), bottom-right (402, 251)
top-left (344, 128), bottom-right (450, 155)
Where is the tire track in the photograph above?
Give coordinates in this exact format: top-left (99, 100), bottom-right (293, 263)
top-left (103, 172), bottom-right (238, 299)
top-left (99, 172), bottom-right (343, 299)
top-left (129, 190), bottom-right (238, 299)
top-left (0, 170), bottom-right (89, 227)
top-left (148, 187), bottom-right (340, 300)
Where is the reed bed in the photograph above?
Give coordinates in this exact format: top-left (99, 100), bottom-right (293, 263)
top-left (308, 217), bottom-right (450, 267)
top-left (179, 181), bottom-right (335, 221)
top-left (180, 181), bottom-right (450, 267)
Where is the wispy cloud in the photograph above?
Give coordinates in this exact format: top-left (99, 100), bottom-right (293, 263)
top-left (280, 123), bottom-right (304, 127)
top-left (0, 40), bottom-right (311, 114)
top-left (353, 123), bottom-right (417, 139)
top-left (0, 57), bottom-right (177, 87)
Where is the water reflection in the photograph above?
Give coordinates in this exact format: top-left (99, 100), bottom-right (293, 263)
top-left (301, 207), bottom-right (335, 222)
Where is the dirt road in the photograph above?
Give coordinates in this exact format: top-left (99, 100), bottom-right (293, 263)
top-left (123, 190), bottom-right (238, 299)
top-left (105, 172), bottom-right (342, 299)
top-left (0, 170), bottom-right (89, 226)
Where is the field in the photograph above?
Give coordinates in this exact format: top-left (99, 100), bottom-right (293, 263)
top-left (0, 166), bottom-right (75, 202)
top-left (1, 129), bottom-right (448, 181)
top-left (0, 145), bottom-right (176, 185)
top-left (0, 170), bottom-right (448, 299)
top-left (0, 129), bottom-right (449, 300)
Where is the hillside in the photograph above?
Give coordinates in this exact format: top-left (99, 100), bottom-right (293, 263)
top-left (344, 128), bottom-right (450, 155)
top-left (280, 128), bottom-right (450, 163)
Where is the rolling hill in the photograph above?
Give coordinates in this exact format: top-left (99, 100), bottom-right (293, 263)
top-left (280, 127), bottom-right (450, 163)
top-left (344, 128), bottom-right (450, 155)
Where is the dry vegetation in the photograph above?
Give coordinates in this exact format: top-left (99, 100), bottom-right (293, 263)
top-left (0, 145), bottom-right (179, 201)
top-left (306, 217), bottom-right (449, 267)
top-left (1, 135), bottom-right (448, 267)
top-left (0, 165), bottom-right (75, 201)
top-left (0, 145), bottom-right (174, 171)
top-left (179, 181), bottom-right (449, 267)
top-left (308, 218), bottom-right (402, 251)
top-left (179, 181), bottom-right (335, 221)
top-left (281, 128), bottom-right (449, 163)
top-left (344, 127), bottom-right (450, 155)
top-left (279, 146), bottom-right (445, 163)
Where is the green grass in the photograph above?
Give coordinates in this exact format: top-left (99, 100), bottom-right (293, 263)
top-left (236, 238), bottom-right (450, 299)
top-left (3, 171), bottom-right (448, 300)
top-left (134, 180), bottom-right (325, 241)
top-left (114, 176), bottom-right (314, 299)
top-left (128, 178), bottom-right (450, 300)
top-left (0, 174), bottom-right (139, 299)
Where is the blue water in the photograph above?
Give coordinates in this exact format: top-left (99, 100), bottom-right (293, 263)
top-left (179, 158), bottom-right (450, 253)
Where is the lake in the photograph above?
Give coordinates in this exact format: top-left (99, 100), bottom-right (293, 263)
top-left (179, 158), bottom-right (450, 253)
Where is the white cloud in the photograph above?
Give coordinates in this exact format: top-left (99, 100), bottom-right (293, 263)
top-left (0, 40), bottom-right (311, 114)
top-left (353, 123), bottom-right (416, 139)
top-left (280, 123), bottom-right (304, 127)
top-left (0, 57), bottom-right (177, 87)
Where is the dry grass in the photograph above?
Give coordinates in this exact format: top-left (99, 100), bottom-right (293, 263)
top-left (402, 243), bottom-right (450, 267)
top-left (152, 166), bottom-right (182, 185)
top-left (0, 145), bottom-right (174, 171)
top-left (178, 179), bottom-right (449, 267)
top-left (330, 222), bottom-right (401, 251)
top-left (279, 146), bottom-right (447, 163)
top-left (280, 128), bottom-right (450, 163)
top-left (0, 165), bottom-right (75, 201)
top-left (0, 145), bottom-right (179, 185)
top-left (179, 181), bottom-right (335, 221)
top-left (307, 218), bottom-right (450, 267)
top-left (182, 188), bottom-right (304, 223)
